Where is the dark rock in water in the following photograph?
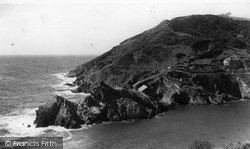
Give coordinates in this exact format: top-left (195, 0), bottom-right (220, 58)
top-left (34, 96), bottom-right (82, 129)
top-left (54, 99), bottom-right (82, 129)
top-left (34, 96), bottom-right (63, 127)
top-left (64, 83), bottom-right (76, 87)
top-left (27, 124), bottom-right (31, 128)
top-left (36, 14), bottom-right (250, 128)
top-left (0, 129), bottom-right (10, 135)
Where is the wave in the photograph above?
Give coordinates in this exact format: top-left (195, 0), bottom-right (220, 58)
top-left (0, 73), bottom-right (92, 138)
top-left (0, 108), bottom-right (72, 140)
top-left (51, 73), bottom-right (77, 90)
top-left (51, 73), bottom-right (89, 98)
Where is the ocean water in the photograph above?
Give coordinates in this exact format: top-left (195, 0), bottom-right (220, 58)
top-left (0, 56), bottom-right (250, 148)
top-left (64, 102), bottom-right (250, 149)
top-left (0, 56), bottom-right (94, 137)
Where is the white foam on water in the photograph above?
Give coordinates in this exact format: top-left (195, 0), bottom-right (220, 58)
top-left (0, 73), bottom-right (91, 139)
top-left (51, 73), bottom-right (89, 98)
top-left (0, 73), bottom-right (93, 138)
top-left (0, 108), bottom-right (38, 136)
top-left (54, 90), bottom-right (89, 97)
top-left (51, 73), bottom-right (77, 90)
top-left (0, 108), bottom-right (72, 139)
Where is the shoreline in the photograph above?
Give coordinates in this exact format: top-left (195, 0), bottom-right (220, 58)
top-left (51, 73), bottom-right (89, 99)
top-left (64, 100), bottom-right (250, 149)
top-left (1, 71), bottom-right (250, 148)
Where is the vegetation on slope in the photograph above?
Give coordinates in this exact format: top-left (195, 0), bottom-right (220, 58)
top-left (68, 14), bottom-right (250, 93)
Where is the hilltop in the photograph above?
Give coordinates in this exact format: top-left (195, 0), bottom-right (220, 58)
top-left (35, 14), bottom-right (250, 128)
top-left (68, 14), bottom-right (250, 90)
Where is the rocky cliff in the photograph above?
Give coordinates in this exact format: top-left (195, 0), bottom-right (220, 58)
top-left (35, 14), bottom-right (250, 128)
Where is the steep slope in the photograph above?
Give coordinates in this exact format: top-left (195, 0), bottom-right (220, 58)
top-left (67, 19), bottom-right (195, 89)
top-left (35, 14), bottom-right (250, 128)
top-left (68, 15), bottom-right (250, 92)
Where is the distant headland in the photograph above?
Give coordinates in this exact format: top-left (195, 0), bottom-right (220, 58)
top-left (34, 14), bottom-right (250, 129)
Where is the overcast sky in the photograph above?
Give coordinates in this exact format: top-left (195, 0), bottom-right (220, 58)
top-left (0, 0), bottom-right (249, 55)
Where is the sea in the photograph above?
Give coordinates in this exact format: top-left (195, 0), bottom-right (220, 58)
top-left (0, 56), bottom-right (250, 149)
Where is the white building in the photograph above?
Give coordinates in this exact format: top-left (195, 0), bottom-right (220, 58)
top-left (223, 55), bottom-right (239, 66)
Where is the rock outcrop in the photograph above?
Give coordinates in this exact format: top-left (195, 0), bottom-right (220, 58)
top-left (35, 72), bottom-right (242, 128)
top-left (35, 14), bottom-right (250, 128)
top-left (35, 82), bottom-right (166, 128)
top-left (34, 96), bottom-right (82, 128)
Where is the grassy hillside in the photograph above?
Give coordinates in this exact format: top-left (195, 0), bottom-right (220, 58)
top-left (68, 14), bottom-right (250, 92)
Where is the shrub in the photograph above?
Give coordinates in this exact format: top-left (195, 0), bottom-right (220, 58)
top-left (188, 140), bottom-right (214, 149)
top-left (225, 142), bottom-right (250, 149)
top-left (188, 140), bottom-right (250, 149)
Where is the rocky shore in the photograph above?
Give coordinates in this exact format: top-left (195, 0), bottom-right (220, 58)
top-left (34, 14), bottom-right (250, 128)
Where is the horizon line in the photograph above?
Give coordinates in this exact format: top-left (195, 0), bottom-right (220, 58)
top-left (0, 54), bottom-right (99, 57)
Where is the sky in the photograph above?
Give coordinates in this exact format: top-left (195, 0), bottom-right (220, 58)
top-left (0, 0), bottom-right (249, 55)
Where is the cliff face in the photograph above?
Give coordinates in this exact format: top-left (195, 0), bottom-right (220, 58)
top-left (35, 15), bottom-right (250, 128)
